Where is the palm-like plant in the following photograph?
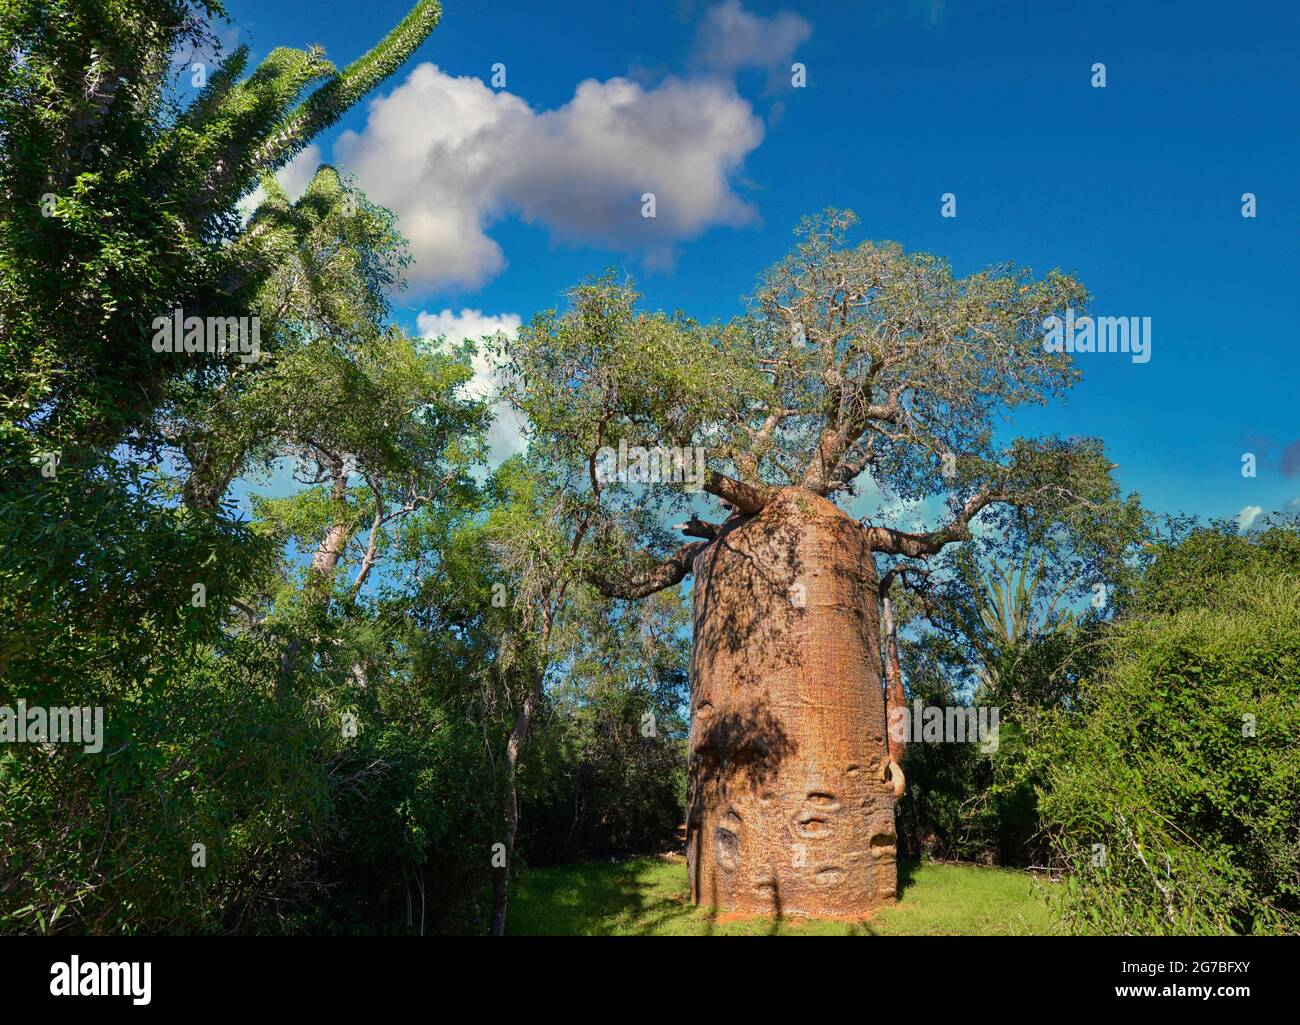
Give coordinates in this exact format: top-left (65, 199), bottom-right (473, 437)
top-left (972, 550), bottom-right (1077, 693)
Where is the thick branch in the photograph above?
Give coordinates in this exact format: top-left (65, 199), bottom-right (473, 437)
top-left (734, 406), bottom-right (797, 485)
top-left (864, 493), bottom-right (996, 557)
top-left (802, 384), bottom-right (900, 494)
top-left (673, 516), bottom-right (720, 540)
top-left (878, 564), bottom-right (932, 597)
top-left (703, 471), bottom-right (770, 515)
top-left (309, 464), bottom-right (354, 575)
top-left (590, 540), bottom-right (710, 600)
top-left (865, 480), bottom-right (1097, 556)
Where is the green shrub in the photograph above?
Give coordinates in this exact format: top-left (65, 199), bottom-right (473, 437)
top-left (0, 639), bottom-right (329, 934)
top-left (519, 681), bottom-right (687, 864)
top-left (1128, 523), bottom-right (1300, 616)
top-left (1039, 573), bottom-right (1300, 934)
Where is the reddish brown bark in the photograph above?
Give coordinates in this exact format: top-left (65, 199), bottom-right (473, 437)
top-left (686, 488), bottom-right (898, 918)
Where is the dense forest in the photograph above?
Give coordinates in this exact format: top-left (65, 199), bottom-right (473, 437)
top-left (1, 0), bottom-right (1296, 937)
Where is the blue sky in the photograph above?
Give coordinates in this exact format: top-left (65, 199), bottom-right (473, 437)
top-left (220, 0), bottom-right (1299, 528)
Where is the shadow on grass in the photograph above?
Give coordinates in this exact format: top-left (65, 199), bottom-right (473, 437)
top-left (510, 857), bottom-right (927, 936)
top-left (851, 861), bottom-right (922, 935)
top-left (898, 858), bottom-right (920, 896)
top-left (508, 857), bottom-right (717, 936)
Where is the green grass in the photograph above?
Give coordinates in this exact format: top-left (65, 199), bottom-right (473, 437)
top-left (508, 855), bottom-right (1060, 935)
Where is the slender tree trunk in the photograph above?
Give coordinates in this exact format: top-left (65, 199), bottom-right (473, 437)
top-left (687, 487), bottom-right (898, 918)
top-left (880, 594), bottom-right (908, 766)
top-left (490, 681), bottom-right (539, 936)
top-left (310, 472), bottom-right (353, 574)
top-left (488, 497), bottom-right (586, 936)
top-left (304, 469), bottom-right (355, 612)
top-left (280, 465), bottom-right (354, 689)
top-left (489, 871), bottom-right (509, 936)
top-left (181, 442), bottom-right (235, 512)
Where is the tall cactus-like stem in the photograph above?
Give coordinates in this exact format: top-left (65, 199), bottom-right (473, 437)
top-left (252, 0), bottom-right (443, 173)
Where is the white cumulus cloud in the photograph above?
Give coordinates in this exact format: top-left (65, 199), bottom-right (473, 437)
top-left (1235, 504), bottom-right (1264, 531)
top-left (691, 0), bottom-right (812, 81)
top-left (333, 63), bottom-right (764, 290)
top-left (417, 307), bottom-right (527, 462)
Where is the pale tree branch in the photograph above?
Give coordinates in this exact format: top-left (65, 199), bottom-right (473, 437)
top-left (734, 402), bottom-right (798, 485)
top-left (800, 375), bottom-right (900, 494)
top-left (349, 478), bottom-right (386, 600)
top-left (349, 468), bottom-right (459, 599)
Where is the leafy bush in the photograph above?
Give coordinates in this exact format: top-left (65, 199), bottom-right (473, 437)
top-left (895, 619), bottom-right (1098, 867)
top-left (1039, 572), bottom-right (1300, 934)
top-left (0, 639), bottom-right (329, 934)
top-left (1127, 523), bottom-right (1300, 616)
top-left (520, 680), bottom-right (687, 865)
top-left (312, 706), bottom-right (500, 935)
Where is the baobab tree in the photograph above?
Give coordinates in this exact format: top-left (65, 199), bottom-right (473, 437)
top-left (495, 210), bottom-right (1125, 919)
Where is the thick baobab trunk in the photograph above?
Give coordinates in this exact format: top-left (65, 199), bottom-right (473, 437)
top-left (686, 487), bottom-right (898, 918)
